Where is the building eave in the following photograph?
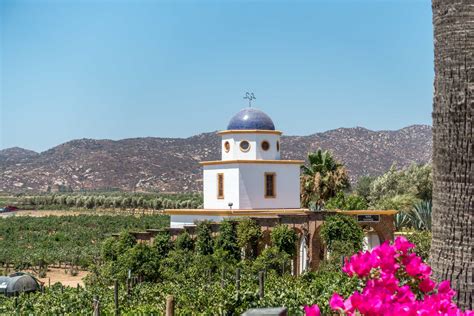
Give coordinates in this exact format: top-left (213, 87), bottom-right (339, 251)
top-left (163, 208), bottom-right (308, 216)
top-left (162, 209), bottom-right (398, 216)
top-left (199, 159), bottom-right (305, 166)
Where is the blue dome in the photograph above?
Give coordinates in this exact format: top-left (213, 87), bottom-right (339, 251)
top-left (227, 108), bottom-right (275, 130)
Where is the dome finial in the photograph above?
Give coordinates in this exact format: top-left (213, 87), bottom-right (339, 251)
top-left (243, 92), bottom-right (256, 107)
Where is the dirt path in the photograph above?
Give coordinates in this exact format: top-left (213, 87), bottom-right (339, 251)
top-left (26, 268), bottom-right (89, 287)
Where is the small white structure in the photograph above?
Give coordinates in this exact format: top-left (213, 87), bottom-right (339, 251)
top-left (170, 107), bottom-right (303, 228)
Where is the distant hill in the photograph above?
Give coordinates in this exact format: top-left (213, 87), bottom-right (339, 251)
top-left (0, 125), bottom-right (432, 193)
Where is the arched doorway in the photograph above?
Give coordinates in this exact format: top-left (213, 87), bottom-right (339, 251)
top-left (299, 235), bottom-right (308, 274)
top-left (362, 227), bottom-right (381, 251)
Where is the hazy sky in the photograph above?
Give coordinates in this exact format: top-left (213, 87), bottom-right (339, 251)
top-left (0, 0), bottom-right (433, 152)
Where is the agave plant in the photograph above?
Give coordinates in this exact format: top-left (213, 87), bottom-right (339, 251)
top-left (394, 211), bottom-right (412, 231)
top-left (409, 200), bottom-right (432, 231)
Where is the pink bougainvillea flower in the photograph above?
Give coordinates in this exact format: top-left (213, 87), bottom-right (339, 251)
top-left (303, 304), bottom-right (321, 316)
top-left (438, 280), bottom-right (456, 297)
top-left (343, 251), bottom-right (375, 277)
top-left (393, 285), bottom-right (416, 304)
top-left (393, 236), bottom-right (415, 254)
top-left (324, 237), bottom-right (474, 316)
top-left (403, 253), bottom-right (432, 278)
top-left (310, 238), bottom-right (474, 316)
top-left (329, 293), bottom-right (345, 310)
top-left (419, 277), bottom-right (436, 293)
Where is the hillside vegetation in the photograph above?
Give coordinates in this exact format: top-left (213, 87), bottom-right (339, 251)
top-left (0, 125), bottom-right (431, 193)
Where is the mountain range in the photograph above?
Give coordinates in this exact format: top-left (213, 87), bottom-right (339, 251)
top-left (0, 125), bottom-right (432, 193)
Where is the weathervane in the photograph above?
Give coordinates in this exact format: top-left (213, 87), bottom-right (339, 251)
top-left (243, 92), bottom-right (256, 107)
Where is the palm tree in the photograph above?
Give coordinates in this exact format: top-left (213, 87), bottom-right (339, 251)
top-left (300, 149), bottom-right (350, 208)
top-left (430, 0), bottom-right (473, 309)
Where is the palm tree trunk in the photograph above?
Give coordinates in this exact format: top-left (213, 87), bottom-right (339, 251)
top-left (430, 0), bottom-right (473, 310)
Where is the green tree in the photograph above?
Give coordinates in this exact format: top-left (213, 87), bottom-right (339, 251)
top-left (116, 231), bottom-right (137, 254)
top-left (214, 220), bottom-right (240, 261)
top-left (270, 225), bottom-right (297, 257)
top-left (373, 193), bottom-right (420, 212)
top-left (253, 246), bottom-right (291, 274)
top-left (354, 175), bottom-right (375, 202)
top-left (236, 218), bottom-right (262, 260)
top-left (101, 237), bottom-right (118, 261)
top-left (320, 214), bottom-right (364, 253)
top-left (195, 221), bottom-right (213, 255)
top-left (175, 231), bottom-right (194, 251)
top-left (319, 240), bottom-right (357, 272)
top-left (154, 232), bottom-right (172, 258)
top-left (325, 192), bottom-right (368, 210)
top-left (120, 243), bottom-right (161, 281)
top-left (368, 164), bottom-right (432, 209)
top-left (300, 149), bottom-right (350, 208)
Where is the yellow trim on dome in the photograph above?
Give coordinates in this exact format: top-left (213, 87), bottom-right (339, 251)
top-left (199, 159), bottom-right (304, 166)
top-left (217, 130), bottom-right (283, 135)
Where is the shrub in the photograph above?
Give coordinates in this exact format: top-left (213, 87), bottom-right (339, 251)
top-left (214, 220), bottom-right (240, 261)
top-left (175, 231), bottom-right (194, 251)
top-left (116, 231), bottom-right (137, 254)
top-left (320, 214), bottom-right (364, 252)
top-left (236, 218), bottom-right (262, 259)
top-left (101, 237), bottom-right (118, 261)
top-left (120, 243), bottom-right (161, 282)
top-left (154, 232), bottom-right (172, 258)
top-left (253, 246), bottom-right (291, 274)
top-left (270, 225), bottom-right (298, 257)
top-left (319, 240), bottom-right (357, 272)
top-left (404, 229), bottom-right (432, 262)
top-left (195, 221), bottom-right (213, 255)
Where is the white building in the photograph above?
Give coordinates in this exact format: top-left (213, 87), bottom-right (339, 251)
top-left (170, 107), bottom-right (304, 228)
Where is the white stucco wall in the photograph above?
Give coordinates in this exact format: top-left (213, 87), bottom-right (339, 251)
top-left (203, 165), bottom-right (240, 209)
top-left (203, 162), bottom-right (300, 210)
top-left (221, 133), bottom-right (281, 161)
top-left (238, 163), bottom-right (301, 209)
top-left (170, 215), bottom-right (227, 228)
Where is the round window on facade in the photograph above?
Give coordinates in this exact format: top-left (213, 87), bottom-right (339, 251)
top-left (261, 140), bottom-right (270, 151)
top-left (224, 141), bottom-right (231, 153)
top-left (276, 141), bottom-right (280, 152)
top-left (240, 140), bottom-right (250, 152)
